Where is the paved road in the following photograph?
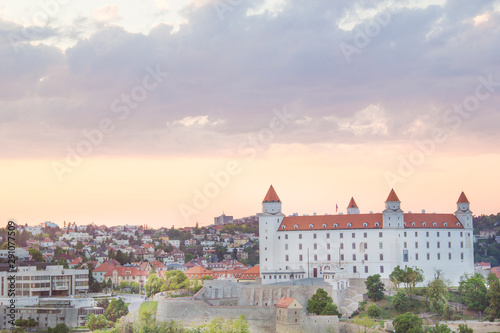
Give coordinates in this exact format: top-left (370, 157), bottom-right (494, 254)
top-left (117, 293), bottom-right (147, 314)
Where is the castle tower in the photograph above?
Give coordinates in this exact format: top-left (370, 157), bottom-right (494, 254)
top-left (262, 185), bottom-right (282, 214)
top-left (383, 189), bottom-right (404, 228)
top-left (455, 191), bottom-right (473, 228)
top-left (347, 197), bottom-right (360, 214)
top-left (259, 185), bottom-right (285, 276)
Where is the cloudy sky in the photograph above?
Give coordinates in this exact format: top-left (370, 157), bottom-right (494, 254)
top-left (1, 0), bottom-right (499, 228)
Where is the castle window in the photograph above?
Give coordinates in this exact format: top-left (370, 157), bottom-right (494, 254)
top-left (411, 222), bottom-right (415, 226)
top-left (380, 254), bottom-right (384, 260)
top-left (432, 222), bottom-right (437, 227)
top-left (334, 223), bottom-right (338, 228)
top-left (375, 222), bottom-right (380, 227)
top-left (299, 255), bottom-right (303, 261)
top-left (347, 223), bottom-right (352, 228)
top-left (281, 225), bottom-right (286, 229)
top-left (326, 233), bottom-right (330, 239)
top-left (341, 254), bottom-right (344, 260)
top-left (457, 223), bottom-right (461, 227)
top-left (322, 224), bottom-right (327, 228)
top-left (314, 255), bottom-right (318, 261)
top-left (363, 223), bottom-right (368, 227)
top-left (285, 255), bottom-right (289, 261)
top-left (294, 225), bottom-right (299, 229)
top-left (422, 222), bottom-right (427, 227)
top-left (309, 224), bottom-right (314, 229)
top-left (353, 254), bottom-right (356, 260)
top-left (340, 243), bottom-right (344, 249)
top-left (299, 244), bottom-right (302, 250)
top-left (299, 234), bottom-right (302, 239)
top-left (364, 232), bottom-right (367, 238)
top-left (443, 222), bottom-right (448, 227)
top-left (327, 254), bottom-right (331, 260)
top-left (313, 233), bottom-right (317, 239)
top-left (327, 244), bottom-right (330, 249)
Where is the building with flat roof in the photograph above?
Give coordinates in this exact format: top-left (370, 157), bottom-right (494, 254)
top-left (0, 263), bottom-right (89, 297)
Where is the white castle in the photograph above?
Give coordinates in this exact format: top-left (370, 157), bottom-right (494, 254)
top-left (258, 186), bottom-right (474, 286)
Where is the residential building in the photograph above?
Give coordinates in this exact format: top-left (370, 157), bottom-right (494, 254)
top-left (214, 214), bottom-right (233, 226)
top-left (0, 262), bottom-right (89, 297)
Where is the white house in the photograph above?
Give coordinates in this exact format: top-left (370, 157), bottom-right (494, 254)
top-left (259, 186), bottom-right (474, 286)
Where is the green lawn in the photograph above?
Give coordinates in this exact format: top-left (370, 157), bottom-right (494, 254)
top-left (138, 301), bottom-right (158, 317)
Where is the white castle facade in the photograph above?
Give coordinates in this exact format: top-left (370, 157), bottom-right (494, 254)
top-left (258, 186), bottom-right (474, 286)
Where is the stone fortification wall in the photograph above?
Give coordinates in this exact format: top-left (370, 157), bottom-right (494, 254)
top-left (156, 298), bottom-right (277, 333)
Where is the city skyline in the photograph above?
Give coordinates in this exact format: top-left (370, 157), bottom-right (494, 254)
top-left (1, 0), bottom-right (500, 228)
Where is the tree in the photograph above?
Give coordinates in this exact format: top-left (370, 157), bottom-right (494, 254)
top-left (487, 272), bottom-right (499, 286)
top-left (427, 323), bottom-right (452, 333)
top-left (458, 273), bottom-right (489, 311)
top-left (427, 275), bottom-right (449, 316)
top-left (485, 277), bottom-right (500, 321)
top-left (26, 318), bottom-right (37, 329)
top-left (28, 248), bottom-right (43, 262)
top-left (104, 298), bottom-right (128, 322)
top-left (321, 302), bottom-right (341, 316)
top-left (392, 290), bottom-right (409, 312)
top-left (145, 273), bottom-right (163, 298)
top-left (48, 324), bottom-right (70, 333)
top-left (389, 265), bottom-right (424, 295)
top-left (365, 274), bottom-right (385, 301)
top-left (366, 303), bottom-right (381, 318)
top-left (307, 288), bottom-right (335, 315)
top-left (392, 312), bottom-right (423, 333)
top-left (458, 324), bottom-right (473, 333)
top-left (14, 319), bottom-right (27, 328)
top-left (390, 265), bottom-right (405, 291)
top-left (86, 313), bottom-right (96, 330)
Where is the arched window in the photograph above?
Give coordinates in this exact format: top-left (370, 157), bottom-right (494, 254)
top-left (294, 224), bottom-right (299, 229)
top-left (334, 223), bottom-right (338, 228)
top-left (443, 222), bottom-right (448, 227)
top-left (411, 222), bottom-right (415, 226)
top-left (432, 222), bottom-right (437, 227)
top-left (363, 223), bottom-right (368, 227)
top-left (422, 222), bottom-right (426, 227)
top-left (347, 223), bottom-right (352, 228)
top-left (375, 222), bottom-right (380, 227)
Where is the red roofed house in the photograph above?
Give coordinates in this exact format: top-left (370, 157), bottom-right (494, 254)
top-left (239, 265), bottom-right (260, 281)
top-left (259, 186), bottom-right (475, 287)
top-left (491, 267), bottom-right (500, 279)
top-left (92, 261), bottom-right (121, 283)
top-left (185, 266), bottom-right (212, 279)
top-left (104, 267), bottom-right (148, 288)
top-left (476, 262), bottom-right (491, 270)
top-left (69, 257), bottom-right (83, 268)
top-left (275, 297), bottom-right (304, 333)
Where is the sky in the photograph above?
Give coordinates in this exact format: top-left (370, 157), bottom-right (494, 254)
top-left (1, 0), bottom-right (500, 228)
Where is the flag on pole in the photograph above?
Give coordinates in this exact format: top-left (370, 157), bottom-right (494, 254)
top-left (336, 203), bottom-right (338, 213)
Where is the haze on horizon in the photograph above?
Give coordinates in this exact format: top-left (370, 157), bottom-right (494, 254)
top-left (1, 0), bottom-right (499, 228)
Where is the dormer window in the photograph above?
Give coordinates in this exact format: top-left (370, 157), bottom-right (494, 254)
top-left (432, 222), bottom-right (437, 227)
top-left (404, 222), bottom-right (407, 227)
top-left (322, 224), bottom-right (327, 228)
top-left (443, 222), bottom-right (447, 227)
top-left (347, 223), bottom-right (352, 228)
top-left (375, 222), bottom-right (380, 227)
top-left (309, 224), bottom-right (314, 229)
top-left (281, 225), bottom-right (286, 229)
top-left (411, 222), bottom-right (415, 226)
top-left (363, 223), bottom-right (368, 227)
top-left (422, 222), bottom-right (426, 227)
top-left (333, 223), bottom-right (338, 228)
top-left (456, 222), bottom-right (460, 227)
top-left (294, 224), bottom-right (299, 229)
